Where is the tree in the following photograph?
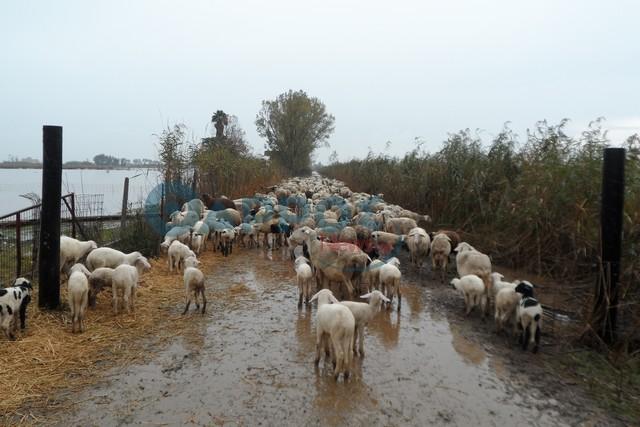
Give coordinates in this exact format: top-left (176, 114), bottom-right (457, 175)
top-left (211, 110), bottom-right (229, 139)
top-left (255, 90), bottom-right (335, 175)
top-left (201, 115), bottom-right (251, 156)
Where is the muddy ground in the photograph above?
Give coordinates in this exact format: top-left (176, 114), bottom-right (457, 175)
top-left (38, 247), bottom-right (625, 426)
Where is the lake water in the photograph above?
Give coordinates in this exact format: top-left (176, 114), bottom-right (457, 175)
top-left (0, 168), bottom-right (162, 215)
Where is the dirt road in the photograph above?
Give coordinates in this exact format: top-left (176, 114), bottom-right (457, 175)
top-left (44, 248), bottom-right (618, 426)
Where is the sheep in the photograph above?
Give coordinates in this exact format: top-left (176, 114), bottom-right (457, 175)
top-left (190, 220), bottom-right (210, 254)
top-left (182, 256), bottom-right (206, 315)
top-left (379, 257), bottom-right (402, 311)
top-left (111, 258), bottom-right (150, 315)
top-left (218, 228), bottom-right (236, 257)
top-left (455, 242), bottom-right (492, 301)
top-left (338, 226), bottom-right (357, 244)
top-left (309, 289), bottom-right (355, 380)
top-left (450, 274), bottom-right (488, 318)
top-left (0, 278), bottom-right (32, 340)
top-left (340, 290), bottom-right (389, 356)
top-left (86, 247), bottom-right (148, 271)
top-left (59, 236), bottom-right (98, 275)
top-left (292, 227), bottom-right (370, 300)
top-left (430, 233), bottom-right (452, 283)
top-left (68, 263), bottom-right (91, 333)
top-left (87, 267), bottom-right (115, 308)
top-left (236, 223), bottom-right (258, 249)
top-left (294, 256), bottom-right (314, 307)
top-left (495, 287), bottom-right (522, 335)
top-left (370, 231), bottom-right (405, 258)
top-left (406, 227), bottom-right (430, 269)
top-left (168, 240), bottom-right (196, 273)
top-left (383, 217), bottom-right (417, 235)
top-left (429, 230), bottom-right (461, 254)
top-left (517, 296), bottom-right (543, 353)
top-left (160, 226), bottom-right (192, 253)
top-left (363, 259), bottom-right (385, 292)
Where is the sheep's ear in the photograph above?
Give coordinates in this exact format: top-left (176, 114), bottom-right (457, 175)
top-left (381, 294), bottom-right (391, 303)
top-left (309, 292), bottom-right (319, 303)
top-left (360, 293), bottom-right (371, 299)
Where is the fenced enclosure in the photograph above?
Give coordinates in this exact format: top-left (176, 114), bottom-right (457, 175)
top-left (0, 193), bottom-right (106, 284)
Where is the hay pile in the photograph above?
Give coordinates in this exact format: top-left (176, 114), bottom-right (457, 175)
top-left (0, 252), bottom-right (221, 423)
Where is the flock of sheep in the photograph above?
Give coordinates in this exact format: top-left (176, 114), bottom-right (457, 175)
top-left (0, 173), bottom-right (543, 383)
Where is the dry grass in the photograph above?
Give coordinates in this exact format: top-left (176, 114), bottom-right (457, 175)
top-left (0, 252), bottom-right (221, 425)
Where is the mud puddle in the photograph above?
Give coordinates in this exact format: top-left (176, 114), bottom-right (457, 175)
top-left (43, 249), bottom-right (612, 426)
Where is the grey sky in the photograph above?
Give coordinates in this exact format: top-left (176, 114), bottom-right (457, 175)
top-left (2, 0), bottom-right (639, 163)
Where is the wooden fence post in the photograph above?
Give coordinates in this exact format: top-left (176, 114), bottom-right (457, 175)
top-left (39, 125), bottom-right (63, 309)
top-left (120, 177), bottom-right (129, 236)
top-left (592, 147), bottom-right (625, 344)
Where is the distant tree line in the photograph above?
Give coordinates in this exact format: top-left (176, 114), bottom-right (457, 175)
top-left (0, 154), bottom-right (160, 169)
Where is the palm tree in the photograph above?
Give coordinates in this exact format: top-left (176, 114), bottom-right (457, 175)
top-left (211, 110), bottom-right (229, 139)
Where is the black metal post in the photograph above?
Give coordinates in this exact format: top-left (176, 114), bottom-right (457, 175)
top-left (38, 125), bottom-right (63, 309)
top-left (593, 147), bottom-right (625, 344)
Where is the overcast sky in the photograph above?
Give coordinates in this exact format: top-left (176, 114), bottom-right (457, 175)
top-left (2, 0), bottom-right (639, 163)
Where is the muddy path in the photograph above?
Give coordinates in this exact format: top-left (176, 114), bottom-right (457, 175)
top-left (42, 248), bottom-right (620, 426)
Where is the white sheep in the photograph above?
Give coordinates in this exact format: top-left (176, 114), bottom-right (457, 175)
top-left (190, 221), bottom-right (209, 254)
top-left (294, 256), bottom-right (314, 307)
top-left (455, 242), bottom-right (492, 300)
top-left (88, 267), bottom-right (115, 308)
top-left (340, 290), bottom-right (389, 356)
top-left (68, 263), bottom-right (91, 333)
top-left (362, 259), bottom-right (384, 293)
top-left (450, 274), bottom-right (488, 318)
top-left (86, 247), bottom-right (148, 271)
top-left (430, 233), bottom-right (452, 283)
top-left (60, 236), bottom-right (97, 275)
top-left (160, 226), bottom-right (192, 253)
top-left (168, 240), bottom-right (196, 273)
top-left (495, 287), bottom-right (521, 335)
top-left (309, 289), bottom-right (355, 380)
top-left (111, 257), bottom-right (151, 315)
top-left (405, 227), bottom-right (430, 269)
top-left (379, 257), bottom-right (402, 311)
top-left (182, 256), bottom-right (206, 315)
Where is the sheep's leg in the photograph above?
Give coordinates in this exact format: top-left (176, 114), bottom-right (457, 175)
top-left (352, 325), bottom-right (358, 355)
top-left (331, 334), bottom-right (343, 380)
top-left (358, 326), bottom-right (365, 357)
top-left (112, 283), bottom-right (119, 315)
top-left (297, 277), bottom-right (303, 307)
top-left (201, 289), bottom-right (207, 314)
top-left (533, 323), bottom-right (540, 354)
top-left (522, 324), bottom-right (530, 351)
top-left (396, 280), bottom-right (402, 312)
top-left (314, 331), bottom-right (324, 366)
top-left (182, 296), bottom-right (191, 315)
top-left (194, 289), bottom-right (200, 310)
top-left (464, 294), bottom-right (472, 316)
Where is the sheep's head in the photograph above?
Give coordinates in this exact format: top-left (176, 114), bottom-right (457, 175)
top-left (455, 242), bottom-right (474, 253)
top-left (70, 263), bottom-right (91, 277)
top-left (386, 257), bottom-right (400, 268)
top-left (514, 281), bottom-right (535, 298)
top-left (135, 256), bottom-right (152, 274)
top-left (360, 290), bottom-right (390, 309)
top-left (309, 289), bottom-right (338, 306)
top-left (184, 256), bottom-right (200, 269)
top-left (491, 272), bottom-right (505, 284)
top-left (450, 278), bottom-right (461, 291)
top-left (89, 240), bottom-right (98, 250)
top-left (13, 277), bottom-right (32, 289)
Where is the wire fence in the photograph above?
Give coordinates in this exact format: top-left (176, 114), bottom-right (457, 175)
top-left (0, 193), bottom-right (108, 285)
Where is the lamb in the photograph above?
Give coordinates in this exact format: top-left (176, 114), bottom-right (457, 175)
top-left (294, 256), bottom-right (314, 307)
top-left (88, 267), bottom-right (115, 308)
top-left (338, 226), bottom-right (357, 244)
top-left (218, 228), bottom-right (236, 257)
top-left (59, 236), bottom-right (98, 275)
top-left (363, 259), bottom-right (385, 292)
top-left (495, 286), bottom-right (522, 335)
top-left (168, 240), bottom-right (196, 273)
top-left (68, 263), bottom-right (91, 333)
top-left (450, 274), bottom-right (488, 318)
top-left (111, 258), bottom-right (150, 315)
top-left (86, 247), bottom-right (149, 271)
top-left (430, 230), bottom-right (461, 254)
top-left (190, 221), bottom-right (210, 254)
top-left (430, 233), bottom-right (452, 283)
top-left (182, 256), bottom-right (206, 315)
top-left (406, 227), bottom-right (430, 269)
top-left (455, 242), bottom-right (492, 300)
top-left (379, 257), bottom-right (402, 311)
top-left (340, 290), bottom-right (389, 356)
top-left (0, 278), bottom-right (33, 340)
top-left (516, 296), bottom-right (543, 353)
top-left (309, 289), bottom-right (355, 380)
top-left (236, 223), bottom-right (258, 249)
